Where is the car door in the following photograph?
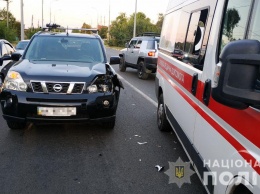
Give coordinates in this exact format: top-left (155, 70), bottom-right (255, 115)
top-left (124, 39), bottom-right (137, 65)
top-left (129, 39), bottom-right (142, 65)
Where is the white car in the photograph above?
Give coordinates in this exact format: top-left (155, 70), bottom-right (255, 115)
top-left (119, 33), bottom-right (160, 79)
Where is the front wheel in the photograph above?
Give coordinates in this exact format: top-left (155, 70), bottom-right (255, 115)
top-left (119, 57), bottom-right (126, 72)
top-left (7, 121), bottom-right (26, 130)
top-left (137, 61), bottom-right (149, 80)
top-left (157, 94), bottom-right (171, 131)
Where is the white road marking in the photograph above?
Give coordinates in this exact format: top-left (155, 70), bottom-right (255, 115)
top-left (117, 74), bottom-right (157, 107)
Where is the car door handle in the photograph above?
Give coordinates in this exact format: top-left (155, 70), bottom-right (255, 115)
top-left (203, 79), bottom-right (211, 106)
top-left (191, 73), bottom-right (198, 96)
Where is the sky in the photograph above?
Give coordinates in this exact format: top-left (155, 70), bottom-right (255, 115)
top-left (0, 0), bottom-right (169, 29)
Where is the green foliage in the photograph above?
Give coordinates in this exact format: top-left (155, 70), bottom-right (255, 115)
top-left (25, 28), bottom-right (41, 39)
top-left (0, 8), bottom-right (20, 41)
top-left (0, 21), bottom-right (17, 41)
top-left (109, 12), bottom-right (163, 47)
top-left (81, 23), bottom-right (92, 34)
top-left (223, 8), bottom-right (241, 41)
top-left (99, 26), bottom-right (108, 39)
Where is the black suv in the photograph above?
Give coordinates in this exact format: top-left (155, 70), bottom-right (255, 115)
top-left (0, 28), bottom-right (123, 129)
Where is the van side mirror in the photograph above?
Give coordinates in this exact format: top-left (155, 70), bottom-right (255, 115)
top-left (212, 40), bottom-right (260, 110)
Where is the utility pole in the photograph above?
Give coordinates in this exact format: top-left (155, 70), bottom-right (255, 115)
top-left (133, 0), bottom-right (137, 37)
top-left (20, 0), bottom-right (24, 40)
top-left (108, 0), bottom-right (110, 41)
top-left (42, 0), bottom-right (44, 27)
top-left (3, 0), bottom-right (10, 28)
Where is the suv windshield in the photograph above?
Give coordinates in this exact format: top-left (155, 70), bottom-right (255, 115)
top-left (24, 36), bottom-right (104, 63)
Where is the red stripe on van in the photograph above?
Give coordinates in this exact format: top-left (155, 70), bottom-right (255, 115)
top-left (157, 61), bottom-right (260, 175)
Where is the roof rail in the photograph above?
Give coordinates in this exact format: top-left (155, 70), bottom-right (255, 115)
top-left (139, 32), bottom-right (160, 37)
top-left (42, 24), bottom-right (98, 34)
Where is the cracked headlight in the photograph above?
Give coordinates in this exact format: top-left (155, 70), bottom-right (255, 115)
top-left (3, 71), bottom-right (28, 91)
top-left (87, 75), bottom-right (112, 93)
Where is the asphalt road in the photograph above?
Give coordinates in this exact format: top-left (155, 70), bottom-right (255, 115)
top-left (0, 47), bottom-right (206, 194)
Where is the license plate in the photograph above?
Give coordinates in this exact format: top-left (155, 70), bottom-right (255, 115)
top-left (37, 107), bottom-right (76, 116)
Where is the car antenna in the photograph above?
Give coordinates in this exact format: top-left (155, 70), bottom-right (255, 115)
top-left (66, 26), bottom-right (69, 36)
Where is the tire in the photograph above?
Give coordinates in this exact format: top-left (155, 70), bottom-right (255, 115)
top-left (137, 61), bottom-right (149, 80)
top-left (119, 57), bottom-right (126, 72)
top-left (102, 118), bottom-right (116, 129)
top-left (7, 121), bottom-right (26, 130)
top-left (157, 94), bottom-right (171, 131)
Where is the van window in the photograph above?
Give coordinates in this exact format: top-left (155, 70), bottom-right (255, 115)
top-left (160, 11), bottom-right (181, 52)
top-left (220, 0), bottom-right (253, 51)
top-left (248, 1), bottom-right (260, 41)
top-left (183, 9), bottom-right (208, 70)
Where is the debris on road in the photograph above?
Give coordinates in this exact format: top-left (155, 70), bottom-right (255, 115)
top-left (137, 142), bottom-right (147, 145)
top-left (155, 165), bottom-right (164, 172)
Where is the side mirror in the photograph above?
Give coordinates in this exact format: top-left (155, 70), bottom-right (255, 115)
top-left (212, 40), bottom-right (260, 109)
top-left (0, 55), bottom-right (12, 66)
top-left (11, 52), bottom-right (22, 61)
top-left (0, 58), bottom-right (2, 66)
top-left (110, 56), bottom-right (120, 65)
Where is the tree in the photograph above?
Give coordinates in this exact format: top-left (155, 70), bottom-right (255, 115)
top-left (0, 8), bottom-right (20, 41)
top-left (156, 13), bottom-right (164, 31)
top-left (25, 28), bottom-right (41, 39)
top-left (99, 26), bottom-right (108, 39)
top-left (109, 13), bottom-right (128, 46)
top-left (223, 8), bottom-right (240, 41)
top-left (81, 22), bottom-right (92, 34)
top-left (128, 12), bottom-right (159, 37)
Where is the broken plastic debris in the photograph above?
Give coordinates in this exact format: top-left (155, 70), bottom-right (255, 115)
top-left (139, 159), bottom-right (142, 162)
top-left (132, 104), bottom-right (136, 106)
top-left (174, 141), bottom-right (177, 144)
top-left (135, 135), bottom-right (141, 137)
top-left (138, 142), bottom-right (147, 145)
top-left (155, 165), bottom-right (164, 172)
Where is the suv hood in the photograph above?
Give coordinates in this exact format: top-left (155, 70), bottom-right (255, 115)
top-left (10, 60), bottom-right (106, 83)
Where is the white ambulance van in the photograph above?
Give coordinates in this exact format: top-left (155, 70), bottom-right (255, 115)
top-left (156, 0), bottom-right (260, 193)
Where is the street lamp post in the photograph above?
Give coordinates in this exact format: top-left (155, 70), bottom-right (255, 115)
top-left (20, 0), bottom-right (24, 40)
top-left (42, 0), bottom-right (44, 27)
top-left (108, 0), bottom-right (110, 41)
top-left (133, 0), bottom-right (137, 37)
top-left (91, 7), bottom-right (98, 28)
top-left (3, 0), bottom-right (10, 28)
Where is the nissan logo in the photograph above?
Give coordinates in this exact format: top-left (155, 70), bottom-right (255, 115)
top-left (53, 84), bottom-right (62, 92)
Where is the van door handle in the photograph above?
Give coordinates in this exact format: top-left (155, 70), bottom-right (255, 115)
top-left (191, 73), bottom-right (198, 96)
top-left (203, 79), bottom-right (211, 106)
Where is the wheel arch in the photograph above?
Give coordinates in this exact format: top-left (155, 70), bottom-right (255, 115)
top-left (226, 176), bottom-right (253, 194)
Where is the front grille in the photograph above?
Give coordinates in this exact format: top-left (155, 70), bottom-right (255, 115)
top-left (31, 82), bottom-right (43, 93)
top-left (72, 83), bottom-right (84, 94)
top-left (46, 83), bottom-right (70, 93)
top-left (30, 81), bottom-right (85, 94)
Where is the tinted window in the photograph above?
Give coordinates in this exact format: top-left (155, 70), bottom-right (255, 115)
top-left (146, 40), bottom-right (155, 49)
top-left (25, 36), bottom-right (104, 63)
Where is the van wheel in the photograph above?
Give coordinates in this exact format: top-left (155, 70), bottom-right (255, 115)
top-left (137, 61), bottom-right (148, 80)
top-left (119, 57), bottom-right (126, 72)
top-left (157, 94), bottom-right (171, 131)
top-left (7, 121), bottom-right (26, 130)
